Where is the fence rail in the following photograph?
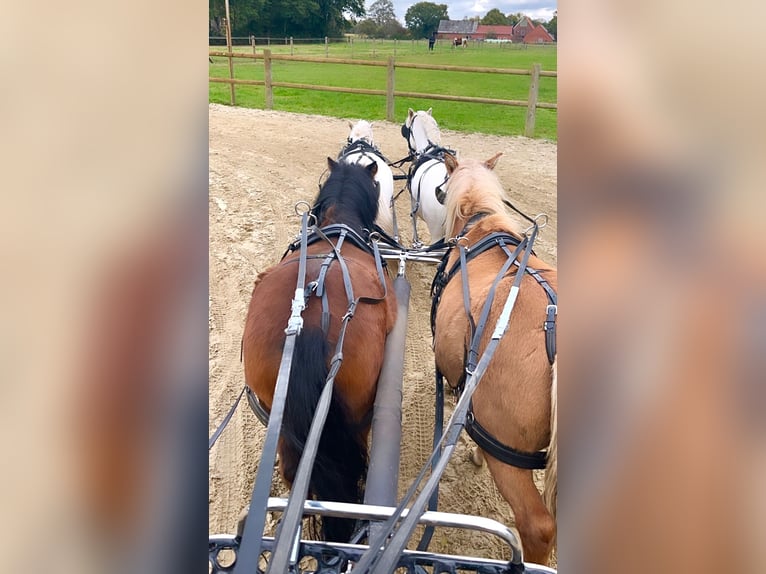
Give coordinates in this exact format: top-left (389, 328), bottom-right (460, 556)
top-left (209, 48), bottom-right (557, 137)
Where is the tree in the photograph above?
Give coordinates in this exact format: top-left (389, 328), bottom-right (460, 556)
top-left (369, 0), bottom-right (396, 27)
top-left (405, 2), bottom-right (448, 39)
top-left (353, 18), bottom-right (379, 37)
top-left (481, 8), bottom-right (508, 26)
top-left (381, 19), bottom-right (410, 39)
top-left (545, 11), bottom-right (557, 39)
top-left (506, 12), bottom-right (522, 26)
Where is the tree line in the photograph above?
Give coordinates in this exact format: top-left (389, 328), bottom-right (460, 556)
top-left (209, 0), bottom-right (556, 40)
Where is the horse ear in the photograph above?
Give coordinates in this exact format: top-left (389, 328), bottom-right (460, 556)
top-left (365, 161), bottom-right (378, 178)
top-left (426, 108), bottom-right (433, 116)
top-left (327, 157), bottom-right (338, 171)
top-left (484, 152), bottom-right (503, 170)
top-left (444, 152), bottom-right (458, 175)
top-left (407, 108), bottom-right (415, 122)
top-left (348, 120), bottom-right (354, 129)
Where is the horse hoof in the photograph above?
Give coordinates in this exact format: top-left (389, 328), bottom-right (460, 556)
top-left (469, 446), bottom-right (484, 467)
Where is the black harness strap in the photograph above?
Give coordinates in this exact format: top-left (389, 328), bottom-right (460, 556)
top-left (281, 223), bottom-right (375, 259)
top-left (338, 138), bottom-right (392, 166)
top-left (465, 402), bottom-right (548, 469)
top-left (207, 385), bottom-right (246, 450)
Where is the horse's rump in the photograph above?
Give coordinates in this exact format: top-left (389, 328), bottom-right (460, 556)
top-left (243, 243), bottom-right (394, 415)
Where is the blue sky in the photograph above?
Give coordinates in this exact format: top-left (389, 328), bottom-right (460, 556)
top-left (385, 0), bottom-right (557, 24)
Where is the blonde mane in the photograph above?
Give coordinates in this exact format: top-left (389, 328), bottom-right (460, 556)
top-left (443, 157), bottom-right (520, 239)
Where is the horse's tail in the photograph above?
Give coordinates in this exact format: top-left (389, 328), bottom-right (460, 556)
top-left (281, 326), bottom-right (367, 542)
top-left (543, 356), bottom-right (557, 524)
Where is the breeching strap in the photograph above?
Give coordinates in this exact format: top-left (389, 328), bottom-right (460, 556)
top-left (232, 211), bottom-right (312, 574)
top-left (354, 226), bottom-right (538, 574)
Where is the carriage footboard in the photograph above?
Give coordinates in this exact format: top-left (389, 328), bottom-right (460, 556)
top-left (209, 498), bottom-right (557, 574)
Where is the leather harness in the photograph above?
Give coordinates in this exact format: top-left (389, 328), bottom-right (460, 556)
top-left (430, 214), bottom-right (557, 471)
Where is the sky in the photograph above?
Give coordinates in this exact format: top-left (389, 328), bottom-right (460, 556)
top-left (385, 0), bottom-right (557, 24)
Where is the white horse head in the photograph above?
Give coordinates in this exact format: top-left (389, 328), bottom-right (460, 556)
top-left (402, 108), bottom-right (441, 154)
top-left (341, 120), bottom-right (394, 236)
top-left (347, 119), bottom-right (375, 145)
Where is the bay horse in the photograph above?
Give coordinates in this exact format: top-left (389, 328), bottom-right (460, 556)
top-left (401, 108), bottom-right (452, 244)
top-left (242, 159), bottom-right (397, 542)
top-left (339, 120), bottom-right (395, 236)
top-left (431, 152), bottom-right (558, 565)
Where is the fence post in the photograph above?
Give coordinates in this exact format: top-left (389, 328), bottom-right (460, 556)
top-left (290, 36), bottom-right (294, 56)
top-left (251, 35), bottom-right (256, 61)
top-left (224, 17), bottom-right (235, 105)
top-left (386, 56), bottom-right (395, 122)
top-left (524, 63), bottom-right (540, 137)
top-left (264, 49), bottom-right (273, 110)
top-left (325, 36), bottom-right (328, 57)
top-left (373, 38), bottom-right (376, 59)
top-left (394, 38), bottom-right (397, 58)
top-left (351, 36), bottom-right (354, 59)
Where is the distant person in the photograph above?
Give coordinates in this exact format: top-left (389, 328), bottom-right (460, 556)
top-left (428, 32), bottom-right (436, 51)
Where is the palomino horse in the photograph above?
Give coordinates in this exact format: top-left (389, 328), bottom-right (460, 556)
top-left (431, 153), bottom-right (558, 564)
top-left (339, 120), bottom-right (395, 236)
top-left (401, 108), bottom-right (452, 244)
top-left (242, 159), bottom-right (397, 542)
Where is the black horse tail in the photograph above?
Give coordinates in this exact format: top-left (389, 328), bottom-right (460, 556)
top-left (281, 326), bottom-right (368, 542)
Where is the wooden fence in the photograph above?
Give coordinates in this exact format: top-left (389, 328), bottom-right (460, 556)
top-left (209, 49), bottom-right (557, 138)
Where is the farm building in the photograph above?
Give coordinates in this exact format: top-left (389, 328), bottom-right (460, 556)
top-left (436, 19), bottom-right (478, 41)
top-left (511, 16), bottom-right (536, 42)
top-left (438, 18), bottom-right (554, 44)
top-left (475, 25), bottom-right (514, 41)
top-left (522, 24), bottom-right (555, 43)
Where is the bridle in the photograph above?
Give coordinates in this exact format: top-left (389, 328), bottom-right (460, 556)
top-left (400, 112), bottom-right (437, 156)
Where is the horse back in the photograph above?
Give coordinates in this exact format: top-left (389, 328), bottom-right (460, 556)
top-left (243, 243), bottom-right (396, 417)
top-left (433, 224), bottom-right (556, 449)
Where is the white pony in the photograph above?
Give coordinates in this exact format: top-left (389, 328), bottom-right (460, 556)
top-left (401, 108), bottom-right (451, 245)
top-left (338, 120), bottom-right (395, 236)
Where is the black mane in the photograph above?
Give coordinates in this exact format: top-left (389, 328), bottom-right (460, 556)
top-left (311, 159), bottom-right (379, 233)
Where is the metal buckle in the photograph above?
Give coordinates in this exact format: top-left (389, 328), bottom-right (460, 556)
top-left (543, 304), bottom-right (557, 330)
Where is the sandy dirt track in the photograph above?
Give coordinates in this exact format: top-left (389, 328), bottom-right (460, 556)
top-left (209, 103), bottom-right (557, 562)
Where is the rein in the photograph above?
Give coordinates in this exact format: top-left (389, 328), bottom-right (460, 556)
top-left (233, 209), bottom-right (314, 574)
top-left (266, 223), bottom-right (388, 574)
top-left (352, 222), bottom-right (540, 574)
top-left (211, 207), bottom-right (390, 574)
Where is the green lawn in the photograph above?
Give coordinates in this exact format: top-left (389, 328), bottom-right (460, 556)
top-left (209, 40), bottom-right (557, 140)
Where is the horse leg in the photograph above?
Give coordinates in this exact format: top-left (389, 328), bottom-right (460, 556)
top-left (484, 456), bottom-right (556, 565)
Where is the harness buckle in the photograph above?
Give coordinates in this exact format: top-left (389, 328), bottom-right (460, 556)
top-left (342, 301), bottom-right (358, 321)
top-left (544, 304), bottom-right (557, 331)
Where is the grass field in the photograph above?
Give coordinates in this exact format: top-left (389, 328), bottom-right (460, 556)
top-left (209, 40), bottom-right (557, 140)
